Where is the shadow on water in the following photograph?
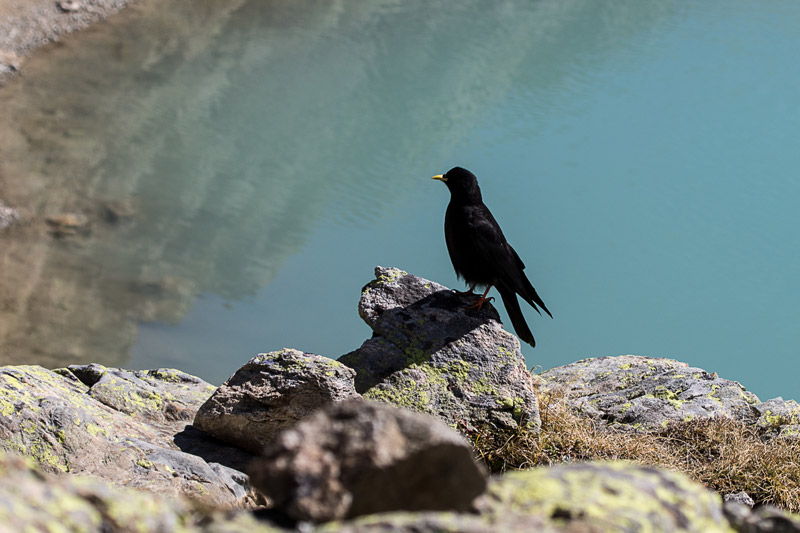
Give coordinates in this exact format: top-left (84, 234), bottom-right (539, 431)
top-left (0, 0), bottom-right (678, 373)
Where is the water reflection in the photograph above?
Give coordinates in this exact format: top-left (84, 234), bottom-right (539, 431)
top-left (0, 0), bottom-right (677, 371)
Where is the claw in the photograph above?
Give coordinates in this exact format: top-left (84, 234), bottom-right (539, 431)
top-left (464, 285), bottom-right (494, 310)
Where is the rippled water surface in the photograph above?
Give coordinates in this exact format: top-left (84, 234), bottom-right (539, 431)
top-left (1, 0), bottom-right (799, 398)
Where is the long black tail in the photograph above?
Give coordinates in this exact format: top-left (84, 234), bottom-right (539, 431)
top-left (519, 275), bottom-right (552, 318)
top-left (498, 286), bottom-right (535, 347)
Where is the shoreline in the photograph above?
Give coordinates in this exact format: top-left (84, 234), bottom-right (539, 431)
top-left (0, 0), bottom-right (140, 85)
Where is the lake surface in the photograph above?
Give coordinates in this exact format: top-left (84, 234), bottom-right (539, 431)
top-left (1, 0), bottom-right (799, 400)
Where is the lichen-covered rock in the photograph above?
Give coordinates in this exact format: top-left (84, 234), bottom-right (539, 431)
top-left (0, 450), bottom-right (192, 532)
top-left (248, 400), bottom-right (488, 523)
top-left (339, 266), bottom-right (540, 433)
top-left (541, 355), bottom-right (760, 431)
top-left (63, 363), bottom-right (215, 428)
top-left (480, 461), bottom-right (733, 533)
top-left (317, 510), bottom-right (562, 532)
top-left (0, 449), bottom-right (288, 532)
top-left (751, 397), bottom-right (800, 438)
top-left (194, 349), bottom-right (359, 454)
top-left (0, 364), bottom-right (256, 508)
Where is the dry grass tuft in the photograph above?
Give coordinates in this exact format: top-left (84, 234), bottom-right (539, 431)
top-left (471, 387), bottom-right (800, 513)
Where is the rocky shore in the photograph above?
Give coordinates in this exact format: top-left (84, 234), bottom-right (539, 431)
top-left (2, 266), bottom-right (800, 532)
top-left (0, 0), bottom-right (140, 84)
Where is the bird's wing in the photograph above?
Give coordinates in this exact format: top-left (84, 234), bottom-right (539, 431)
top-left (465, 205), bottom-right (552, 318)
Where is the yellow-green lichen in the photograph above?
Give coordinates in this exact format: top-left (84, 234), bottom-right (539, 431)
top-left (497, 346), bottom-right (514, 358)
top-left (487, 462), bottom-right (732, 532)
top-left (376, 268), bottom-right (406, 285)
top-left (0, 398), bottom-right (15, 417)
top-left (28, 440), bottom-right (68, 473)
top-left (86, 423), bottom-right (110, 438)
top-left (707, 385), bottom-right (723, 405)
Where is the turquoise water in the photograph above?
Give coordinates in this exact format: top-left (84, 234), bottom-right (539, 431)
top-left (2, 0), bottom-right (800, 399)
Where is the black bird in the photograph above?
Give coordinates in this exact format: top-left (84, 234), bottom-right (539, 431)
top-left (432, 167), bottom-right (551, 347)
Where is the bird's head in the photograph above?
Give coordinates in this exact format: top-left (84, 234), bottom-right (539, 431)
top-left (431, 167), bottom-right (482, 203)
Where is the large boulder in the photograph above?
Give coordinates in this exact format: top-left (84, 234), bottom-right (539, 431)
top-left (480, 461), bottom-right (733, 533)
top-left (193, 349), bottom-right (359, 454)
top-left (541, 355), bottom-right (760, 431)
top-left (0, 449), bottom-right (288, 532)
top-left (339, 266), bottom-right (540, 433)
top-left (0, 450), bottom-right (192, 532)
top-left (0, 364), bottom-right (257, 508)
top-left (248, 400), bottom-right (488, 523)
top-left (321, 460), bottom-right (736, 532)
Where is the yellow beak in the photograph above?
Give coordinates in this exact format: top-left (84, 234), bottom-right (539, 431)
top-left (431, 174), bottom-right (447, 182)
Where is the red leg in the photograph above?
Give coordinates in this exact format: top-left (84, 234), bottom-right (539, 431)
top-left (454, 283), bottom-right (477, 296)
top-left (466, 285), bottom-right (493, 310)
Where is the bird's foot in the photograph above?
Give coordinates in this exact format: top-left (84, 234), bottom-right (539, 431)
top-left (453, 283), bottom-right (478, 296)
top-left (465, 295), bottom-right (494, 311)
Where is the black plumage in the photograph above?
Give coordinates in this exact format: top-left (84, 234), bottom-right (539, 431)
top-left (432, 167), bottom-right (551, 347)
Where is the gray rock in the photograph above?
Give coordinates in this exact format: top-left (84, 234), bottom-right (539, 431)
top-left (0, 449), bottom-right (286, 532)
top-left (66, 364), bottom-right (213, 427)
top-left (541, 355), bottom-right (760, 431)
top-left (751, 397), bottom-right (800, 438)
top-left (194, 349), bottom-right (359, 454)
top-left (0, 200), bottom-right (19, 230)
top-left (724, 503), bottom-right (800, 533)
top-left (0, 364), bottom-right (257, 508)
top-left (248, 400), bottom-right (488, 523)
top-left (340, 266), bottom-right (541, 433)
top-left (317, 511), bottom-right (561, 533)
top-left (725, 492), bottom-right (755, 508)
top-left (480, 461), bottom-right (732, 533)
top-left (0, 449), bottom-right (191, 532)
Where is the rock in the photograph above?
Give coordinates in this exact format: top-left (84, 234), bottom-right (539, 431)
top-left (0, 449), bottom-right (287, 532)
top-left (751, 397), bottom-right (800, 438)
top-left (0, 364), bottom-right (257, 508)
top-left (340, 266), bottom-right (541, 433)
top-left (724, 503), bottom-right (800, 533)
top-left (64, 364), bottom-right (212, 425)
top-left (45, 212), bottom-right (90, 237)
top-left (0, 51), bottom-right (23, 74)
top-left (541, 355), bottom-right (760, 431)
top-left (0, 200), bottom-right (19, 230)
top-left (724, 491), bottom-right (755, 508)
top-left (103, 197), bottom-right (138, 224)
top-left (57, 1), bottom-right (83, 13)
top-left (248, 400), bottom-right (488, 523)
top-left (0, 450), bottom-right (191, 532)
top-left (194, 349), bottom-right (359, 454)
top-left (317, 511), bottom-right (559, 532)
top-left (480, 461), bottom-right (732, 533)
